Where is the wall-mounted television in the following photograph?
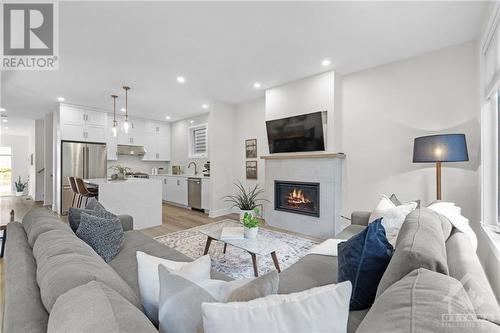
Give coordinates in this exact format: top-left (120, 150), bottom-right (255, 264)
top-left (266, 111), bottom-right (325, 154)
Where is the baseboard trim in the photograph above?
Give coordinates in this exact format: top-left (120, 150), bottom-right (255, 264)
top-left (209, 207), bottom-right (233, 218)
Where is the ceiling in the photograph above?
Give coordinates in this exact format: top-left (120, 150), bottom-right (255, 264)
top-left (1, 1), bottom-right (487, 122)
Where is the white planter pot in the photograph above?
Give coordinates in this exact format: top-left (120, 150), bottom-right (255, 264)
top-left (244, 226), bottom-right (258, 239)
top-left (240, 210), bottom-right (254, 223)
top-left (15, 191), bottom-right (24, 197)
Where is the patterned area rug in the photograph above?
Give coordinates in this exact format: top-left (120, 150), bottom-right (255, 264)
top-left (154, 220), bottom-right (318, 279)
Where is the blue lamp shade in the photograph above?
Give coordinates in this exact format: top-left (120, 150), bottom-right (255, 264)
top-left (413, 134), bottom-right (469, 163)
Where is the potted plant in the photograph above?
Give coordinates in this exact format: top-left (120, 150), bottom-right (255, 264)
top-left (15, 176), bottom-right (28, 196)
top-left (108, 165), bottom-right (131, 180)
top-left (243, 207), bottom-right (261, 239)
top-left (223, 182), bottom-right (268, 222)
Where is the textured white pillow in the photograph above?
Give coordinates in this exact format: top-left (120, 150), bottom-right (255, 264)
top-left (369, 194), bottom-right (417, 246)
top-left (202, 281), bottom-right (352, 333)
top-left (136, 251), bottom-right (211, 325)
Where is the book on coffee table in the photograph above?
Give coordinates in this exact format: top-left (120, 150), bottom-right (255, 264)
top-left (220, 227), bottom-right (244, 240)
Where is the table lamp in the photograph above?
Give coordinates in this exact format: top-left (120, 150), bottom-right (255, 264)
top-left (412, 134), bottom-right (469, 200)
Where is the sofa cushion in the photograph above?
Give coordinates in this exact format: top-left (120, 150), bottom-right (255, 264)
top-left (376, 208), bottom-right (449, 297)
top-left (4, 222), bottom-right (48, 333)
top-left (338, 218), bottom-right (394, 310)
top-left (37, 252), bottom-right (142, 312)
top-left (22, 208), bottom-right (72, 247)
top-left (76, 212), bottom-right (124, 262)
top-left (32, 229), bottom-right (96, 267)
top-left (108, 231), bottom-right (232, 298)
top-left (446, 229), bottom-right (500, 325)
top-left (357, 268), bottom-right (498, 333)
top-left (47, 281), bottom-right (156, 333)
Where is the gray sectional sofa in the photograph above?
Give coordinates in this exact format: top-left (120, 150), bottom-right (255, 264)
top-left (3, 207), bottom-right (500, 332)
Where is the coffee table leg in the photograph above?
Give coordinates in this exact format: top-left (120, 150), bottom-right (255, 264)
top-left (223, 243), bottom-right (227, 254)
top-left (250, 253), bottom-right (258, 277)
top-left (271, 251), bottom-right (281, 273)
top-left (203, 236), bottom-right (213, 255)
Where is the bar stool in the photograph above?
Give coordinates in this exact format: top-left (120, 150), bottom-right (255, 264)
top-left (68, 177), bottom-right (79, 208)
top-left (74, 178), bottom-right (98, 208)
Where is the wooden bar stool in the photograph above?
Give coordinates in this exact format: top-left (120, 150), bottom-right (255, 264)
top-left (75, 178), bottom-right (98, 208)
top-left (68, 177), bottom-right (80, 208)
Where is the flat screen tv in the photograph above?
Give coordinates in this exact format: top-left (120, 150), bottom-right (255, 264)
top-left (266, 111), bottom-right (325, 154)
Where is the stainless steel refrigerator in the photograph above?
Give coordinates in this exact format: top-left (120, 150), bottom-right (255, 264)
top-left (61, 142), bottom-right (107, 214)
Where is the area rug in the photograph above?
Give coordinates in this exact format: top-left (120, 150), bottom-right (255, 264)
top-left (154, 220), bottom-right (318, 279)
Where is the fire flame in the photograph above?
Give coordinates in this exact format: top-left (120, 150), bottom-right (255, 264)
top-left (287, 189), bottom-right (310, 205)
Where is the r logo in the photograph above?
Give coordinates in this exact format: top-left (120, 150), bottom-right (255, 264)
top-left (3, 3), bottom-right (54, 56)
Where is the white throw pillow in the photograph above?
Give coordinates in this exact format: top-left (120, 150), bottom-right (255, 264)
top-left (369, 194), bottom-right (417, 246)
top-left (136, 251), bottom-right (211, 325)
top-left (202, 281), bottom-right (352, 333)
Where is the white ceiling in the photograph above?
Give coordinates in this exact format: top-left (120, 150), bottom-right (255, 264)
top-left (1, 1), bottom-right (487, 122)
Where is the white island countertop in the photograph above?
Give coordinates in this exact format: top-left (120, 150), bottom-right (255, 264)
top-left (84, 178), bottom-right (162, 230)
top-left (149, 174), bottom-right (210, 179)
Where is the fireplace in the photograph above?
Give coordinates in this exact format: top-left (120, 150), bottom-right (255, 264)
top-left (274, 181), bottom-right (320, 217)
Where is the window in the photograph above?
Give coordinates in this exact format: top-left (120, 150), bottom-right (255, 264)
top-left (0, 147), bottom-right (12, 196)
top-left (188, 123), bottom-right (208, 158)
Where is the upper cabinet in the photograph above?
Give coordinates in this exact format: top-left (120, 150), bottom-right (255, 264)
top-left (60, 104), bottom-right (106, 143)
top-left (117, 117), bottom-right (145, 146)
top-left (142, 120), bottom-right (171, 161)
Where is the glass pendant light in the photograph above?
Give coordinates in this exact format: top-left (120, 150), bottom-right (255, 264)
top-left (123, 86), bottom-right (130, 133)
top-left (111, 94), bottom-right (118, 137)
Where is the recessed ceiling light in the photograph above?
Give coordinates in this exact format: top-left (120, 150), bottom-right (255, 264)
top-left (2, 119), bottom-right (8, 123)
top-left (253, 82), bottom-right (261, 89)
top-left (321, 59), bottom-right (331, 67)
top-left (165, 116), bottom-right (171, 120)
top-left (202, 104), bottom-right (209, 109)
top-left (190, 120), bottom-right (194, 124)
top-left (57, 97), bottom-right (65, 102)
top-left (120, 108), bottom-right (126, 112)
top-left (0, 108), bottom-right (5, 112)
top-left (177, 76), bottom-right (186, 83)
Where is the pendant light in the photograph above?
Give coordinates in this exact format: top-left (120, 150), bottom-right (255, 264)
top-left (111, 94), bottom-right (118, 137)
top-left (123, 86), bottom-right (130, 133)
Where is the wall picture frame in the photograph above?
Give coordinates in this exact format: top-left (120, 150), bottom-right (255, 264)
top-left (246, 160), bottom-right (258, 179)
top-left (245, 138), bottom-right (257, 159)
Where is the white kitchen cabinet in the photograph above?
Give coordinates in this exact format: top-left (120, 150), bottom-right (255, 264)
top-left (142, 122), bottom-right (171, 161)
top-left (164, 176), bottom-right (188, 206)
top-left (117, 117), bottom-right (145, 146)
top-left (201, 178), bottom-right (210, 210)
top-left (60, 104), bottom-right (106, 143)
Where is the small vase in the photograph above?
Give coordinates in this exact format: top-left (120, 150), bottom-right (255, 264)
top-left (15, 191), bottom-right (24, 197)
top-left (117, 173), bottom-right (126, 180)
top-left (240, 209), bottom-right (254, 223)
top-left (244, 226), bottom-right (258, 239)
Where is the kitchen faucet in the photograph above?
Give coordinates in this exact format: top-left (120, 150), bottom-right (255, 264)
top-left (188, 162), bottom-right (198, 175)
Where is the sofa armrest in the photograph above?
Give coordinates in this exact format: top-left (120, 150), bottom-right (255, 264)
top-left (118, 215), bottom-right (134, 231)
top-left (351, 211), bottom-right (371, 226)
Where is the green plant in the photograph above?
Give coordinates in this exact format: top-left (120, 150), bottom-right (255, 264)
top-left (222, 182), bottom-right (268, 210)
top-left (108, 165), bottom-right (131, 175)
top-left (15, 176), bottom-right (28, 192)
top-left (243, 207), bottom-right (261, 228)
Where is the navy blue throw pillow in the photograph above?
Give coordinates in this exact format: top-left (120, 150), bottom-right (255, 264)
top-left (337, 218), bottom-right (394, 310)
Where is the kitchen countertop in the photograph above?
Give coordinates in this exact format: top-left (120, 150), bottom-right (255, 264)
top-left (149, 174), bottom-right (210, 179)
top-left (84, 178), bottom-right (158, 185)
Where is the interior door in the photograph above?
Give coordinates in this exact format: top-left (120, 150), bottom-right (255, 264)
top-left (86, 143), bottom-right (107, 179)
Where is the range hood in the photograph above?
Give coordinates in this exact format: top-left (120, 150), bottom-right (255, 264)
top-left (117, 144), bottom-right (146, 156)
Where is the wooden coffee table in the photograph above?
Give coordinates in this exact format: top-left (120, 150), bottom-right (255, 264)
top-left (199, 222), bottom-right (283, 277)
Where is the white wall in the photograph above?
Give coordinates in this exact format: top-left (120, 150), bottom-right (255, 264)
top-left (1, 135), bottom-right (30, 194)
top-left (208, 102), bottom-right (236, 217)
top-left (170, 113), bottom-right (209, 174)
top-left (266, 71), bottom-right (336, 151)
top-left (339, 41), bottom-right (480, 221)
top-left (232, 98), bottom-right (268, 193)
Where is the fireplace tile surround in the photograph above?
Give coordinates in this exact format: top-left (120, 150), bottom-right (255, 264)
top-left (262, 153), bottom-right (344, 238)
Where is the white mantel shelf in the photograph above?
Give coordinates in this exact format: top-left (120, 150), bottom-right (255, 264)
top-left (260, 152), bottom-right (346, 160)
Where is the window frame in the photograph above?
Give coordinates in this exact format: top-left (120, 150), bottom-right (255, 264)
top-left (188, 123), bottom-right (208, 159)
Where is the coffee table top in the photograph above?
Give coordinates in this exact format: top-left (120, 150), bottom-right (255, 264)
top-left (198, 221), bottom-right (284, 256)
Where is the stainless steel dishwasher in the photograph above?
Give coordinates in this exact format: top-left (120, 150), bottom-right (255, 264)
top-left (187, 177), bottom-right (202, 210)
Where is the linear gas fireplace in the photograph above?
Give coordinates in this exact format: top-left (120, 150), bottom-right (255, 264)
top-left (274, 181), bottom-right (320, 217)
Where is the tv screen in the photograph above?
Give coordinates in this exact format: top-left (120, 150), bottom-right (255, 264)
top-left (266, 111), bottom-right (325, 154)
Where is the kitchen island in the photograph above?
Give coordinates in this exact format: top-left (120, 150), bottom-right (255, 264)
top-left (84, 178), bottom-right (162, 230)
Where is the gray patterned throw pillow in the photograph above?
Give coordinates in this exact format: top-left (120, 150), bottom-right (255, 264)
top-left (76, 212), bottom-right (124, 262)
top-left (68, 202), bottom-right (116, 232)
